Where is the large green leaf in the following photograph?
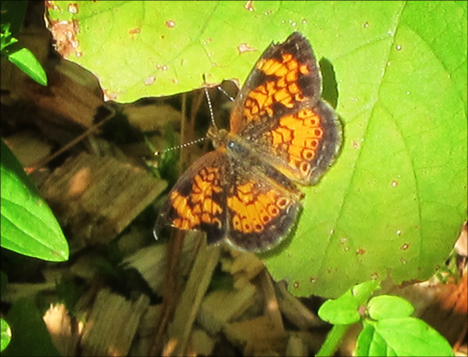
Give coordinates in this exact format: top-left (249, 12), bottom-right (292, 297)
top-left (1, 139), bottom-right (69, 262)
top-left (264, 1), bottom-right (467, 297)
top-left (45, 2), bottom-right (467, 297)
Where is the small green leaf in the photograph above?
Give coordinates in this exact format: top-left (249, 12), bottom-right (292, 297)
top-left (356, 322), bottom-right (397, 356)
top-left (0, 318), bottom-right (11, 352)
top-left (358, 317), bottom-right (454, 357)
top-left (318, 289), bottom-right (360, 325)
top-left (368, 295), bottom-right (414, 320)
top-left (1, 139), bottom-right (68, 262)
top-left (0, 26), bottom-right (17, 51)
top-left (352, 280), bottom-right (381, 304)
top-left (319, 281), bottom-right (380, 325)
top-left (7, 47), bottom-right (47, 86)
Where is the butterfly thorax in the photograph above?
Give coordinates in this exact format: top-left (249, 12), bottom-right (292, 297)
top-left (209, 127), bottom-right (251, 160)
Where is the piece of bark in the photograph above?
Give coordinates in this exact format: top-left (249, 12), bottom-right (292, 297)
top-left (163, 241), bottom-right (221, 356)
top-left (224, 315), bottom-right (287, 354)
top-left (43, 304), bottom-right (80, 357)
top-left (4, 131), bottom-right (53, 168)
top-left (275, 280), bottom-right (325, 330)
top-left (197, 283), bottom-right (259, 335)
top-left (80, 289), bottom-right (150, 356)
top-left (259, 270), bottom-right (284, 333)
top-left (129, 304), bottom-right (163, 356)
top-left (40, 152), bottom-right (166, 247)
top-left (285, 334), bottom-right (309, 357)
top-left (187, 328), bottom-right (215, 357)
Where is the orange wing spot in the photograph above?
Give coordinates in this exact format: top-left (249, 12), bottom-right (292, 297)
top-left (277, 197), bottom-right (289, 208)
top-left (248, 87), bottom-right (270, 108)
top-left (268, 204), bottom-right (279, 216)
top-left (271, 126), bottom-right (293, 145)
top-left (264, 106), bottom-right (274, 117)
top-left (262, 213), bottom-right (272, 223)
top-left (232, 215), bottom-right (242, 230)
top-left (300, 162), bottom-right (311, 175)
top-left (192, 204), bottom-right (202, 214)
top-left (304, 117), bottom-right (319, 126)
top-left (260, 58), bottom-right (288, 77)
top-left (213, 218), bottom-right (222, 228)
top-left (299, 64), bottom-right (310, 74)
top-left (237, 182), bottom-right (255, 197)
top-left (242, 221), bottom-right (253, 233)
top-left (279, 114), bottom-right (298, 128)
top-left (274, 88), bottom-right (294, 108)
top-left (302, 149), bottom-right (315, 160)
top-left (238, 189), bottom-right (254, 203)
top-left (295, 93), bottom-right (305, 102)
top-left (298, 108), bottom-right (314, 118)
top-left (305, 138), bottom-right (319, 148)
top-left (203, 198), bottom-right (222, 216)
top-left (277, 77), bottom-right (287, 88)
top-left (286, 70), bottom-right (298, 83)
top-left (282, 53), bottom-right (293, 63)
top-left (288, 82), bottom-right (300, 95)
top-left (201, 213), bottom-right (211, 223)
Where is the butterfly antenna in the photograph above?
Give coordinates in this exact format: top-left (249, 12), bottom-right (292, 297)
top-left (153, 136), bottom-right (207, 156)
top-left (204, 87), bottom-right (218, 129)
top-left (217, 85), bottom-right (235, 102)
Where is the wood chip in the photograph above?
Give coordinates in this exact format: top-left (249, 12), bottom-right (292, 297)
top-left (163, 241), bottom-right (221, 356)
top-left (80, 289), bottom-right (150, 356)
top-left (197, 283), bottom-right (258, 335)
top-left (40, 152), bottom-right (166, 247)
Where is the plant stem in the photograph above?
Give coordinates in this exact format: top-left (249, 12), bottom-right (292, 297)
top-left (315, 324), bottom-right (352, 357)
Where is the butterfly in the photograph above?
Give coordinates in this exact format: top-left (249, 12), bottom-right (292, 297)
top-left (156, 32), bottom-right (342, 252)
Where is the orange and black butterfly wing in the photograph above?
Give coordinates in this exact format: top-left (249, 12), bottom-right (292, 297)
top-left (157, 151), bottom-right (228, 244)
top-left (224, 160), bottom-right (302, 252)
top-left (229, 32), bottom-right (342, 185)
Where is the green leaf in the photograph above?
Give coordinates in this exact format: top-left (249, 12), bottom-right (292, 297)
top-left (0, 24), bottom-right (18, 51)
top-left (1, 139), bottom-right (69, 262)
top-left (1, 318), bottom-right (11, 352)
top-left (318, 289), bottom-right (360, 325)
top-left (45, 2), bottom-right (467, 298)
top-left (356, 322), bottom-right (396, 357)
top-left (356, 318), bottom-right (454, 357)
top-left (7, 47), bottom-right (48, 86)
top-left (263, 1), bottom-right (467, 298)
top-left (316, 281), bottom-right (380, 356)
top-left (368, 295), bottom-right (414, 320)
top-left (2, 298), bottom-right (60, 356)
top-left (318, 280), bottom-right (380, 325)
top-left (351, 280), bottom-right (381, 305)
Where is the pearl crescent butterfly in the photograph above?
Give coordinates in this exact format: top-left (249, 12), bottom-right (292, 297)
top-left (157, 32), bottom-right (342, 252)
